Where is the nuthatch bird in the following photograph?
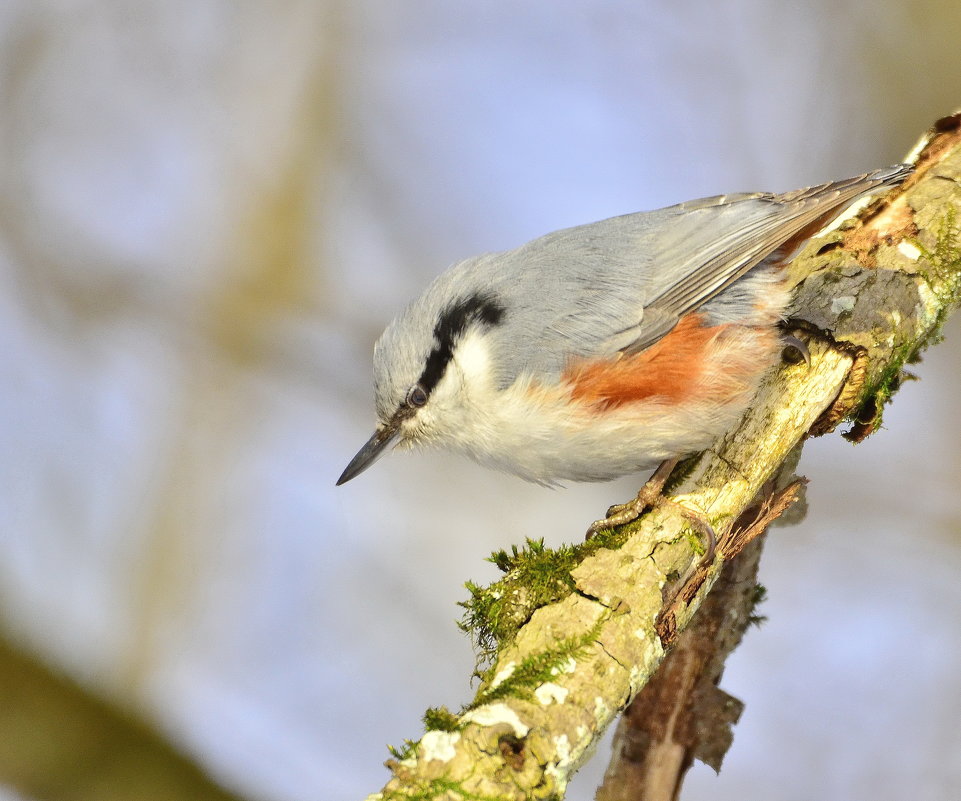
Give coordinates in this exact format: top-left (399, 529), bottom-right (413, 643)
top-left (337, 164), bottom-right (911, 531)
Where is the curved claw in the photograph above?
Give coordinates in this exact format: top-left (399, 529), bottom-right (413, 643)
top-left (781, 334), bottom-right (810, 366)
top-left (656, 501), bottom-right (718, 620)
top-left (673, 504), bottom-right (717, 566)
top-left (586, 457), bottom-right (680, 539)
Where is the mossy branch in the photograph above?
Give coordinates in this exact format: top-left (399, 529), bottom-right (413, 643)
top-left (366, 111), bottom-right (961, 801)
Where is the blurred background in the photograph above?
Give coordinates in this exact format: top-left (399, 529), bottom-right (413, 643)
top-left (1, 2), bottom-right (960, 800)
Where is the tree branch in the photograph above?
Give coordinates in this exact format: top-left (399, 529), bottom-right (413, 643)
top-left (596, 470), bottom-right (805, 801)
top-left (366, 112), bottom-right (961, 801)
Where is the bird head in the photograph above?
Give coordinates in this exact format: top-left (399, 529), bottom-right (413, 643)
top-left (337, 275), bottom-right (506, 485)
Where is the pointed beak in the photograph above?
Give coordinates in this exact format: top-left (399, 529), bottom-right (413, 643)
top-left (336, 420), bottom-right (402, 485)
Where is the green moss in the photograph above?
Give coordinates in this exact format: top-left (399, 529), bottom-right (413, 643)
top-left (845, 340), bottom-right (919, 440)
top-left (392, 528), bottom-right (634, 765)
top-left (381, 777), bottom-right (511, 801)
top-left (387, 738), bottom-right (418, 762)
top-left (459, 531), bottom-right (628, 670)
top-left (423, 706), bottom-right (461, 733)
top-left (846, 208), bottom-right (961, 441)
top-left (663, 453), bottom-right (701, 491)
top-left (681, 525), bottom-right (708, 557)
top-left (912, 206), bottom-right (961, 340)
top-left (386, 710), bottom-right (462, 764)
top-left (467, 616), bottom-right (607, 709)
top-left (748, 583), bottom-right (768, 628)
top-left (387, 616), bottom-right (606, 766)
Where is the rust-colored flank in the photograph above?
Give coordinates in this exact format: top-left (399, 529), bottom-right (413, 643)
top-left (564, 314), bottom-right (725, 409)
top-left (563, 312), bottom-right (778, 412)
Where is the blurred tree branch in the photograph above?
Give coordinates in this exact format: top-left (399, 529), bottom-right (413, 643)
top-left (0, 634), bottom-right (245, 801)
top-left (367, 112), bottom-right (961, 801)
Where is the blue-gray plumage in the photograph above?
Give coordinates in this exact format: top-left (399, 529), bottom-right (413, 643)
top-left (338, 163), bottom-right (911, 487)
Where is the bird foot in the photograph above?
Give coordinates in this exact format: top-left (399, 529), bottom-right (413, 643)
top-left (586, 457), bottom-right (679, 538)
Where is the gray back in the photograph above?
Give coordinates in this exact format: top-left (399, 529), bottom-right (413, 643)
top-left (372, 165), bottom-right (910, 418)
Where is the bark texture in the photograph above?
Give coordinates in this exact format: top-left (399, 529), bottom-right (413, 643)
top-left (595, 535), bottom-right (761, 801)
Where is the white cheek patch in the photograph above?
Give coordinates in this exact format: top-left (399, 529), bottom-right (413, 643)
top-left (413, 330), bottom-right (494, 443)
top-left (452, 330), bottom-right (492, 386)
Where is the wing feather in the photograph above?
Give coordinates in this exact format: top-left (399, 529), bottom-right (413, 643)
top-left (624, 164), bottom-right (911, 353)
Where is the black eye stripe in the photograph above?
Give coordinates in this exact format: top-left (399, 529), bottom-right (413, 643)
top-left (416, 292), bottom-right (505, 397)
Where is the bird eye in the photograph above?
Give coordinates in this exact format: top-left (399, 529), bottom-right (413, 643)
top-left (406, 384), bottom-right (428, 408)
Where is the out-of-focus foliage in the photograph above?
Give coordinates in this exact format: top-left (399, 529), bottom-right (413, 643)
top-left (0, 638), bottom-right (242, 800)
